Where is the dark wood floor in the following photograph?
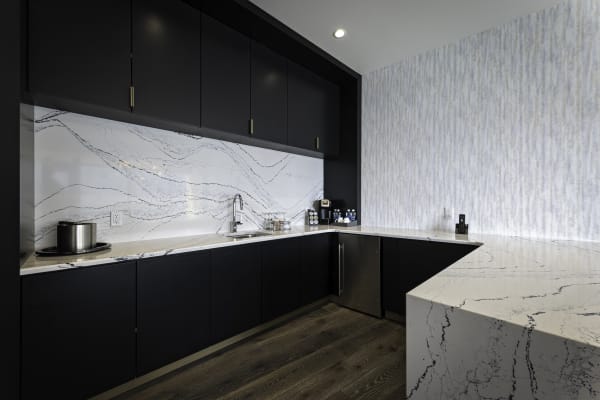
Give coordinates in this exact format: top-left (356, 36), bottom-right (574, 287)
top-left (116, 303), bottom-right (406, 400)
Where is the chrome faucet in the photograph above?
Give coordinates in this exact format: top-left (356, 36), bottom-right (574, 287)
top-left (231, 194), bottom-right (244, 233)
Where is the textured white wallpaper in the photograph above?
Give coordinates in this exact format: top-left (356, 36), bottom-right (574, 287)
top-left (34, 107), bottom-right (323, 249)
top-left (362, 0), bottom-right (600, 241)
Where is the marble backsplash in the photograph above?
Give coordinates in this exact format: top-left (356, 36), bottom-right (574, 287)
top-left (34, 107), bottom-right (323, 249)
top-left (362, 0), bottom-right (600, 241)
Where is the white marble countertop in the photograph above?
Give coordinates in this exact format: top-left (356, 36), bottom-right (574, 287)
top-left (408, 233), bottom-right (600, 351)
top-left (20, 225), bottom-right (479, 275)
top-left (21, 225), bottom-right (600, 351)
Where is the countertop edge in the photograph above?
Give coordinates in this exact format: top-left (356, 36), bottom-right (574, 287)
top-left (21, 226), bottom-right (481, 276)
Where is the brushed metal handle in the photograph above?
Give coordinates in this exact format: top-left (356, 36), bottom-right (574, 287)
top-left (338, 242), bottom-right (345, 296)
top-left (338, 243), bottom-right (342, 296)
top-left (315, 136), bottom-right (320, 150)
top-left (249, 118), bottom-right (254, 135)
top-left (341, 242), bottom-right (345, 294)
top-left (129, 86), bottom-right (135, 110)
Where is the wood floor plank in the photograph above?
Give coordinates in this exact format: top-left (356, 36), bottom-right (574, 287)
top-left (269, 323), bottom-right (404, 400)
top-left (116, 304), bottom-right (406, 400)
top-left (340, 325), bottom-right (406, 400)
top-left (219, 319), bottom-right (390, 400)
top-left (120, 305), bottom-right (368, 400)
top-left (340, 353), bottom-right (405, 400)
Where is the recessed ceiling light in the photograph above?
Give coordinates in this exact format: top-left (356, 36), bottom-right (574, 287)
top-left (333, 28), bottom-right (346, 39)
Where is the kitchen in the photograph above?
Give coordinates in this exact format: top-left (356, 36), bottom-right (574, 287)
top-left (3, 0), bottom-right (600, 399)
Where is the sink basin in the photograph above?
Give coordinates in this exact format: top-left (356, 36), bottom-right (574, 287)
top-left (224, 231), bottom-right (273, 240)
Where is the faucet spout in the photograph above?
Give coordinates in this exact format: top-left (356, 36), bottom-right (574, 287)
top-left (231, 194), bottom-right (244, 233)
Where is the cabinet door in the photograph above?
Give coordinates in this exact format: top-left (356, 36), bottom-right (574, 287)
top-left (300, 234), bottom-right (331, 305)
top-left (21, 262), bottom-right (136, 400)
top-left (211, 244), bottom-right (261, 342)
top-left (132, 0), bottom-right (201, 126)
top-left (288, 61), bottom-right (340, 154)
top-left (261, 238), bottom-right (302, 322)
top-left (29, 0), bottom-right (131, 111)
top-left (201, 14), bottom-right (250, 136)
top-left (382, 238), bottom-right (478, 315)
top-left (250, 41), bottom-right (287, 144)
top-left (137, 251), bottom-right (211, 375)
top-left (382, 238), bottom-right (411, 315)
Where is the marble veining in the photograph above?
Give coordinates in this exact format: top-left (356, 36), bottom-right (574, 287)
top-left (34, 107), bottom-right (323, 249)
top-left (362, 0), bottom-right (600, 241)
top-left (407, 232), bottom-right (600, 398)
top-left (407, 296), bottom-right (600, 399)
top-left (20, 225), bottom-right (479, 275)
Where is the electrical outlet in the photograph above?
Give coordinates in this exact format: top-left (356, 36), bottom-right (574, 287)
top-left (110, 210), bottom-right (124, 227)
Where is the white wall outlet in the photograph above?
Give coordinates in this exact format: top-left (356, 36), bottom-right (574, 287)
top-left (110, 210), bottom-right (124, 227)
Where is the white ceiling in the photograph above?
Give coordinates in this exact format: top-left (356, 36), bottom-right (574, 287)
top-left (251, 0), bottom-right (563, 74)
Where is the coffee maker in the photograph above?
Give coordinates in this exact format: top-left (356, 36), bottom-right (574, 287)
top-left (318, 199), bottom-right (332, 224)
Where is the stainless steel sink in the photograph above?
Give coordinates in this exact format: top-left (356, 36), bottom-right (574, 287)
top-left (224, 231), bottom-right (273, 240)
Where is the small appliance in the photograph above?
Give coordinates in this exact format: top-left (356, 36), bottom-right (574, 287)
top-left (318, 199), bottom-right (332, 224)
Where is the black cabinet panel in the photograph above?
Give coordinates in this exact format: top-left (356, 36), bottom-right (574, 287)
top-left (288, 61), bottom-right (340, 154)
top-left (137, 251), bottom-right (211, 375)
top-left (132, 0), bottom-right (201, 126)
top-left (211, 244), bottom-right (261, 342)
top-left (201, 14), bottom-right (250, 136)
top-left (29, 0), bottom-right (131, 111)
top-left (261, 238), bottom-right (302, 321)
top-left (382, 238), bottom-right (478, 315)
top-left (21, 262), bottom-right (136, 400)
top-left (251, 41), bottom-right (287, 144)
top-left (300, 234), bottom-right (331, 304)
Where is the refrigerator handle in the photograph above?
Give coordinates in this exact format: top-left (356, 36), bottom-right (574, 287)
top-left (338, 242), bottom-right (345, 296)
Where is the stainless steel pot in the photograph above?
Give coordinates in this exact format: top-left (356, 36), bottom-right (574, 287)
top-left (57, 221), bottom-right (97, 253)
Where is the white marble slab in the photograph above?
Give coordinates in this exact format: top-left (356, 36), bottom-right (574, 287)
top-left (407, 296), bottom-right (600, 399)
top-left (407, 234), bottom-right (600, 398)
top-left (20, 226), bottom-right (480, 275)
top-left (34, 107), bottom-right (323, 250)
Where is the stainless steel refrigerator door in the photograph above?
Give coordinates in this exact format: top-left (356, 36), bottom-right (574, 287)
top-left (336, 234), bottom-right (381, 317)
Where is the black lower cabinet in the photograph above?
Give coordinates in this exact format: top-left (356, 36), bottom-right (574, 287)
top-left (21, 262), bottom-right (136, 400)
top-left (300, 234), bottom-right (332, 305)
top-left (382, 238), bottom-right (479, 315)
top-left (261, 238), bottom-right (302, 322)
top-left (211, 244), bottom-right (261, 342)
top-left (137, 251), bottom-right (211, 375)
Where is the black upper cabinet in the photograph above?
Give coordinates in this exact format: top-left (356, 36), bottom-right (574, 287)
top-left (201, 14), bottom-right (250, 136)
top-left (137, 251), bottom-right (212, 375)
top-left (300, 234), bottom-right (332, 305)
top-left (288, 61), bottom-right (340, 154)
top-left (28, 2), bottom-right (346, 156)
top-left (29, 0), bottom-right (131, 112)
top-left (261, 238), bottom-right (302, 322)
top-left (21, 262), bottom-right (136, 400)
top-left (211, 244), bottom-right (262, 342)
top-left (132, 0), bottom-right (201, 126)
top-left (250, 41), bottom-right (287, 144)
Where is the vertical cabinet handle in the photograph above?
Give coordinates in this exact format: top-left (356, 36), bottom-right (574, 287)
top-left (315, 136), bottom-right (320, 150)
top-left (338, 242), bottom-right (345, 296)
top-left (249, 118), bottom-right (254, 135)
top-left (129, 86), bottom-right (135, 110)
top-left (341, 242), bottom-right (345, 294)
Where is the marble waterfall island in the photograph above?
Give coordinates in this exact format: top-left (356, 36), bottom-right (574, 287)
top-left (406, 235), bottom-right (600, 399)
